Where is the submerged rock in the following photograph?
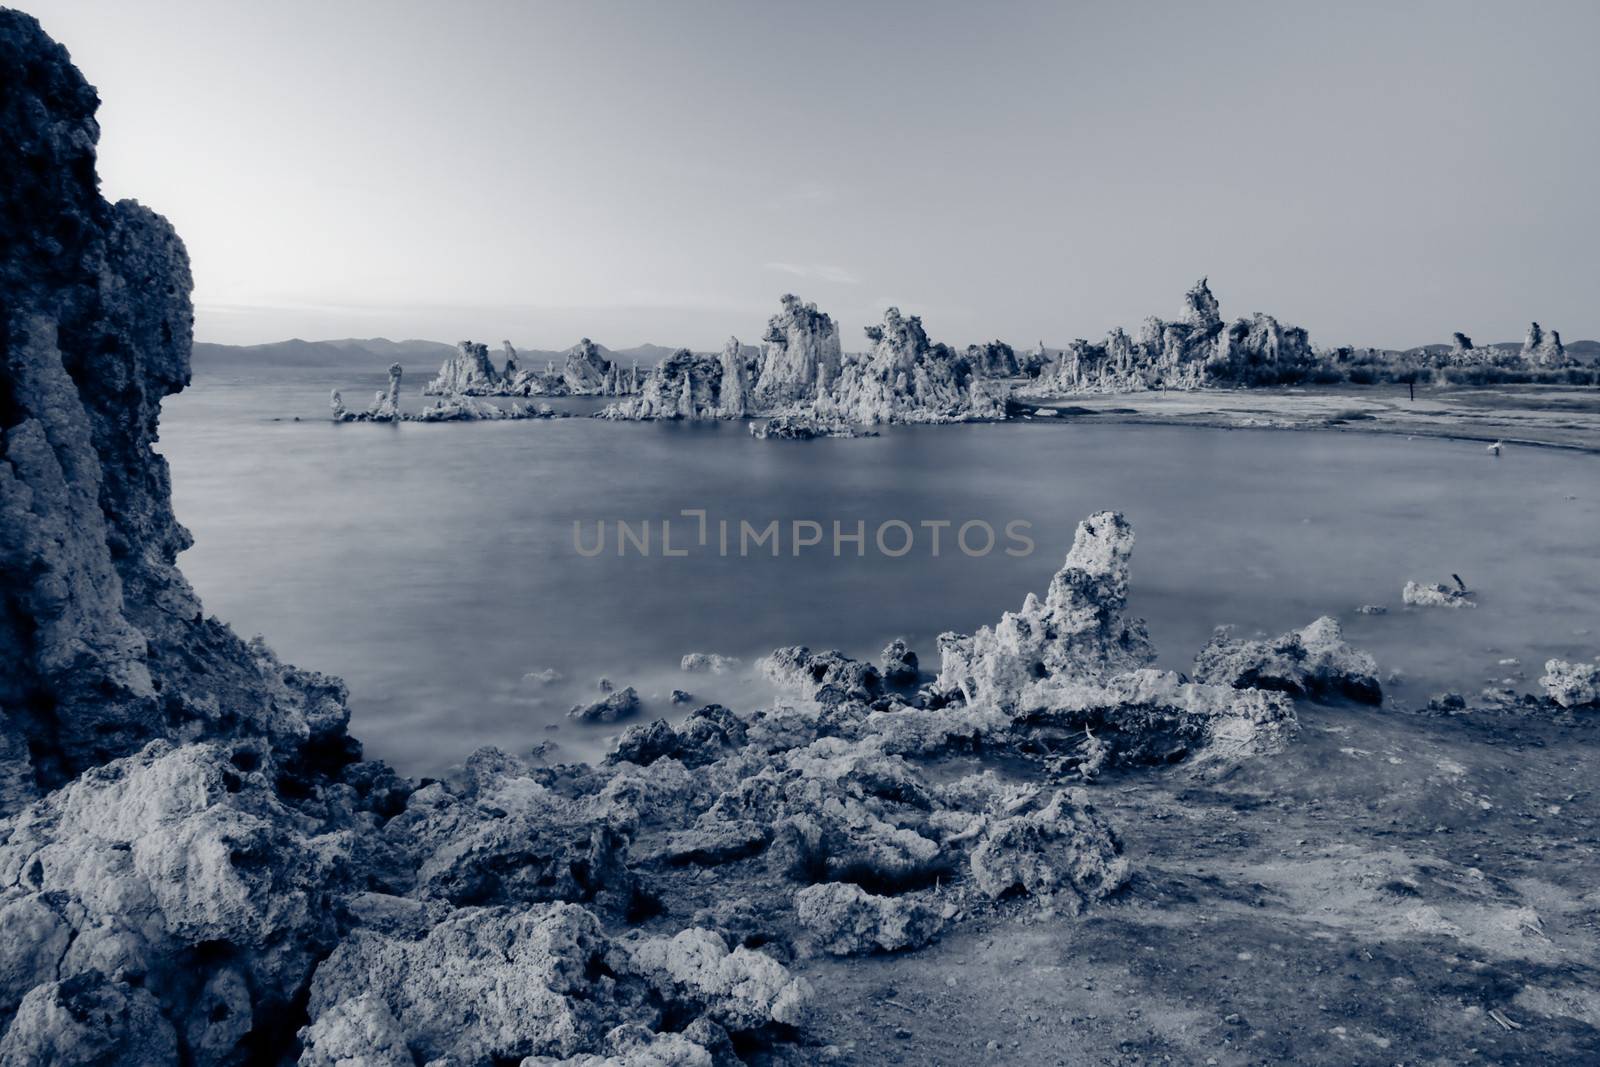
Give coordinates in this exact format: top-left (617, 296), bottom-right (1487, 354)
top-left (879, 639), bottom-right (920, 687)
top-left (750, 414), bottom-right (875, 440)
top-left (570, 687), bottom-right (643, 724)
top-left (1540, 660), bottom-right (1600, 709)
top-left (681, 653), bottom-right (741, 675)
top-left (1192, 616), bottom-right (1382, 704)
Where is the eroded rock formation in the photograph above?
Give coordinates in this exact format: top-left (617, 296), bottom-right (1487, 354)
top-left (1520, 322), bottom-right (1569, 367)
top-left (821, 308), bottom-right (1005, 424)
top-left (423, 340), bottom-right (501, 395)
top-left (751, 294), bottom-right (841, 410)
top-left (563, 338), bottom-right (615, 395)
top-left (1042, 279), bottom-right (1316, 393)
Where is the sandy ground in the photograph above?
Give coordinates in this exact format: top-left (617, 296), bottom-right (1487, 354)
top-left (790, 698), bottom-right (1600, 1065)
top-left (1019, 385), bottom-right (1600, 453)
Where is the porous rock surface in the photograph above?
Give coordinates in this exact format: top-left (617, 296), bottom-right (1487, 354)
top-left (1403, 580), bottom-right (1476, 609)
top-left (1036, 278), bottom-right (1316, 394)
top-left (1540, 660), bottom-right (1600, 709)
top-left (1192, 616), bottom-right (1382, 704)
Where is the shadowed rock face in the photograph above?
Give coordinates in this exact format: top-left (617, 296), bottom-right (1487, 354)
top-left (0, 11), bottom-right (354, 805)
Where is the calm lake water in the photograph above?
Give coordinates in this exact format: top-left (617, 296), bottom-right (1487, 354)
top-left (159, 365), bottom-right (1600, 773)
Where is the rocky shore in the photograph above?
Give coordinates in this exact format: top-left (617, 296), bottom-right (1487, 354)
top-left (5, 11), bottom-right (1600, 1065)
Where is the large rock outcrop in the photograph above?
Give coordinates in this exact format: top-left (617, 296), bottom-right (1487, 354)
top-left (0, 11), bottom-right (358, 808)
top-left (1044, 279), bottom-right (1316, 393)
top-left (1520, 321), bottom-right (1569, 367)
top-left (750, 294), bottom-right (841, 410)
top-left (821, 308), bottom-right (1004, 424)
top-left (936, 512), bottom-right (1296, 769)
top-left (563, 337), bottom-right (615, 395)
top-left (600, 349), bottom-right (728, 420)
top-left (422, 340), bottom-right (501, 395)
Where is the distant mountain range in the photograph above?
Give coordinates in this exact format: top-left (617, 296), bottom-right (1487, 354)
top-left (192, 337), bottom-right (681, 370)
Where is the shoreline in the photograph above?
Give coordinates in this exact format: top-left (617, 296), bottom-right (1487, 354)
top-left (1019, 383), bottom-right (1600, 454)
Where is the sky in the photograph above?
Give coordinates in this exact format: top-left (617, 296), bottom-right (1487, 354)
top-left (24, 0), bottom-right (1600, 350)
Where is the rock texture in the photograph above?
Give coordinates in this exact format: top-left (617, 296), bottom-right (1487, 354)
top-left (601, 349), bottom-right (728, 420)
top-left (1403, 580), bottom-right (1476, 609)
top-left (334, 366), bottom-right (563, 423)
top-left (936, 512), bottom-right (1297, 768)
top-left (0, 12), bottom-right (362, 814)
top-left (423, 340), bottom-right (501, 395)
top-left (1039, 279), bottom-right (1316, 394)
top-left (751, 295), bottom-right (841, 410)
top-left (1540, 660), bottom-right (1600, 709)
top-left (563, 338), bottom-right (616, 395)
top-left (1192, 617), bottom-right (1382, 704)
top-left (821, 308), bottom-right (1005, 425)
top-left (1520, 322), bottom-right (1569, 367)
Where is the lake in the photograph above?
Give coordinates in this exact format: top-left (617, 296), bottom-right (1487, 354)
top-left (158, 364), bottom-right (1600, 772)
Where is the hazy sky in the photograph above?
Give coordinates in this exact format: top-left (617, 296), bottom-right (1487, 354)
top-left (25, 0), bottom-right (1600, 349)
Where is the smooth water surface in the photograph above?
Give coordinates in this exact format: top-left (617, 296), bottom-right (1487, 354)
top-left (159, 366), bottom-right (1600, 772)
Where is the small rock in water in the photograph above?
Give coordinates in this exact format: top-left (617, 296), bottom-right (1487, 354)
top-left (1355, 604), bottom-right (1388, 615)
top-left (570, 686), bottom-right (641, 723)
top-left (1402, 580), bottom-right (1476, 609)
top-left (671, 689), bottom-right (695, 705)
top-left (681, 652), bottom-right (741, 675)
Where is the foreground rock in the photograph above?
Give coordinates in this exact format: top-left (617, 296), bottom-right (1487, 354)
top-left (1193, 616), bottom-right (1381, 704)
top-left (936, 512), bottom-right (1297, 768)
top-left (1540, 660), bottom-right (1600, 709)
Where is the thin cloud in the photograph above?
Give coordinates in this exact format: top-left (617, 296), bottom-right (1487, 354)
top-left (763, 262), bottom-right (861, 286)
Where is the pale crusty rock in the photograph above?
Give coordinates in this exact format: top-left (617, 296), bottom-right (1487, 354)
top-left (1403, 580), bottom-right (1476, 609)
top-left (1042, 279), bottom-right (1315, 394)
top-left (1520, 322), bottom-right (1569, 367)
top-left (1016, 668), bottom-right (1297, 767)
top-left (303, 903), bottom-right (624, 1063)
top-left (937, 511), bottom-right (1155, 707)
top-left (1192, 616), bottom-right (1382, 704)
top-left (821, 308), bottom-right (1004, 425)
top-left (0, 741), bottom-right (350, 1061)
top-left (965, 340), bottom-right (1020, 377)
top-left (751, 294), bottom-right (842, 410)
top-left (681, 653), bottom-right (741, 675)
top-left (564, 338), bottom-right (617, 395)
top-left (295, 993), bottom-right (412, 1067)
top-left (793, 882), bottom-right (947, 956)
top-left (521, 1025), bottom-right (722, 1067)
top-left (601, 350), bottom-right (726, 420)
top-left (0, 973), bottom-right (179, 1066)
top-left (760, 647), bottom-right (882, 703)
top-left (968, 790), bottom-right (1129, 903)
top-left (1540, 660), bottom-right (1600, 709)
top-left (718, 337), bottom-right (751, 418)
top-left (422, 340), bottom-right (501, 395)
top-left (571, 686), bottom-right (642, 724)
top-left (749, 413), bottom-right (876, 440)
top-left (331, 363), bottom-right (403, 422)
top-left (614, 927), bottom-right (812, 1031)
